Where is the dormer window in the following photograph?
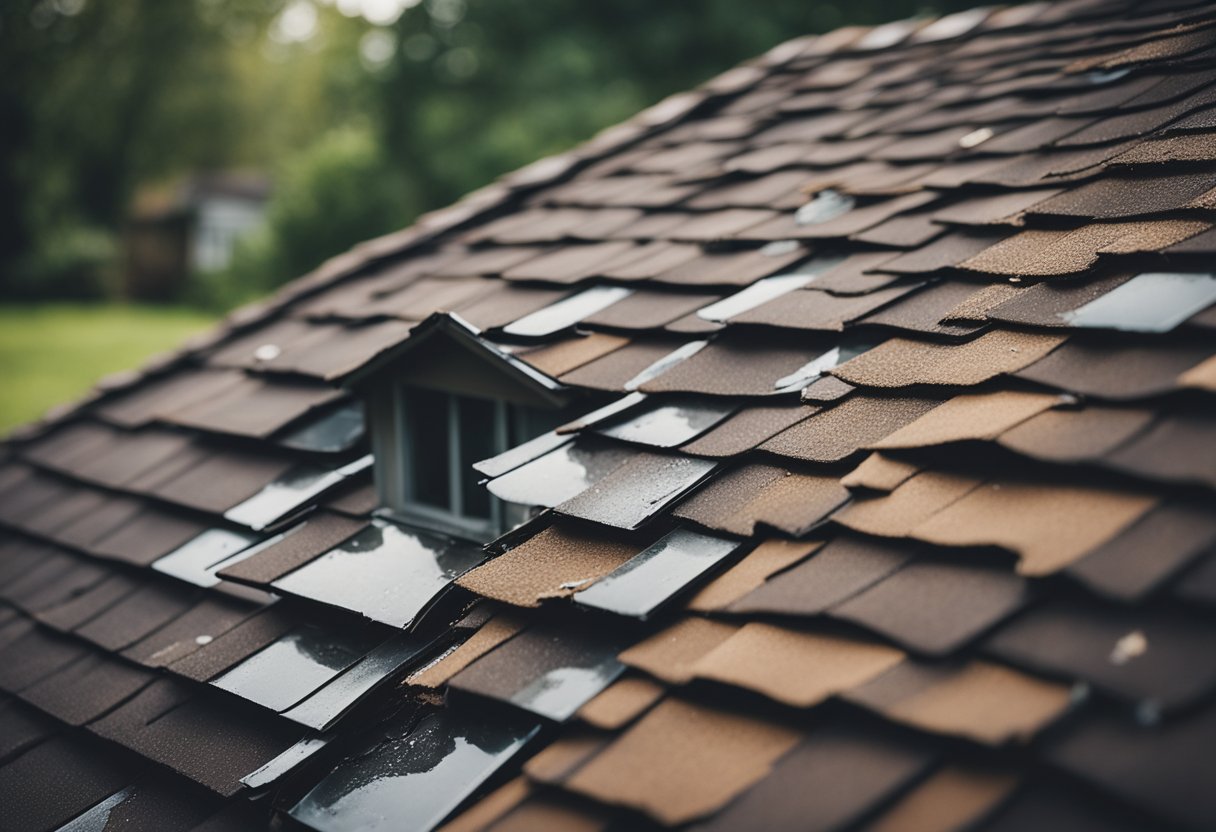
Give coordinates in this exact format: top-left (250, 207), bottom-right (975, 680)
top-left (398, 385), bottom-right (560, 537)
top-left (349, 314), bottom-right (576, 540)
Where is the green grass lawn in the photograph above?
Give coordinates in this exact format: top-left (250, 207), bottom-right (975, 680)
top-left (0, 304), bottom-right (216, 434)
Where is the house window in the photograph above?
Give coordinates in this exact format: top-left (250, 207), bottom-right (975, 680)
top-left (397, 385), bottom-right (559, 537)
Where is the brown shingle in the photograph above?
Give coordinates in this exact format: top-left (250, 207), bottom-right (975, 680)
top-left (664, 209), bottom-right (779, 242)
top-left (163, 375), bottom-right (344, 438)
top-left (407, 612), bottom-right (525, 689)
top-left (559, 340), bottom-right (680, 391)
top-left (1028, 171), bottom-right (1216, 219)
top-left (841, 452), bottom-right (922, 491)
top-left (833, 330), bottom-right (1066, 388)
top-left (859, 280), bottom-right (989, 337)
top-left (564, 697), bottom-right (801, 825)
top-left (500, 241), bottom-right (639, 283)
top-left (832, 559), bottom-right (1029, 655)
top-left (640, 338), bottom-right (826, 396)
top-left (581, 289), bottom-right (721, 330)
top-left (731, 534), bottom-right (913, 616)
top-left (1068, 503), bottom-right (1216, 601)
top-left (811, 251), bottom-right (904, 293)
top-left (862, 765), bottom-right (1018, 832)
top-left (836, 470), bottom-right (979, 540)
top-left (848, 660), bottom-right (1071, 744)
top-left (932, 187), bottom-right (1064, 226)
top-left (519, 333), bottom-right (630, 377)
top-left (997, 404), bottom-right (1155, 462)
top-left (218, 512), bottom-right (368, 585)
top-left (1105, 414), bottom-right (1216, 488)
top-left (729, 284), bottom-right (914, 330)
top-left (959, 221), bottom-right (1209, 276)
top-left (618, 616), bottom-right (740, 685)
top-left (988, 599), bottom-right (1216, 709)
top-left (693, 724), bottom-right (934, 832)
top-left (686, 538), bottom-right (820, 611)
top-left (915, 481), bottom-right (1156, 576)
top-left (575, 676), bottom-right (665, 730)
top-left (761, 394), bottom-right (941, 462)
top-left (680, 402), bottom-right (818, 458)
top-left (690, 622), bottom-right (905, 707)
top-left (880, 229), bottom-right (1010, 275)
top-left (874, 389), bottom-right (1060, 448)
top-left (1016, 339), bottom-right (1214, 399)
top-left (456, 524), bottom-right (640, 608)
top-left (653, 245), bottom-right (809, 287)
top-left (674, 463), bottom-right (849, 537)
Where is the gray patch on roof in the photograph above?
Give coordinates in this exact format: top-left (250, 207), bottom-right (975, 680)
top-left (290, 707), bottom-right (540, 832)
top-left (152, 529), bottom-right (260, 587)
top-left (574, 527), bottom-right (740, 618)
top-left (1061, 272), bottom-right (1216, 332)
top-left (502, 285), bottom-right (634, 338)
top-left (597, 396), bottom-right (737, 448)
top-left (271, 518), bottom-right (485, 629)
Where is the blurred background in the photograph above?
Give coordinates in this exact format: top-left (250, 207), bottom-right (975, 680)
top-left (0, 0), bottom-right (973, 431)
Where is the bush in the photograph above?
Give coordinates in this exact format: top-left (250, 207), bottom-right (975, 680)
top-left (1, 224), bottom-right (117, 301)
top-left (198, 125), bottom-right (415, 309)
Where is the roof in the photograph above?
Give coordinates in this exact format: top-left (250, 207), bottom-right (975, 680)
top-left (3, 0), bottom-right (1216, 829)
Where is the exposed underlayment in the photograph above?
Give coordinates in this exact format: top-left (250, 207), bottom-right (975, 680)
top-left (2, 0), bottom-right (1216, 829)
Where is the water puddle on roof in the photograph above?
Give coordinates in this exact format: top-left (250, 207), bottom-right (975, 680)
top-left (272, 518), bottom-right (485, 628)
top-left (290, 708), bottom-right (540, 832)
top-left (1061, 272), bottom-right (1216, 332)
top-left (212, 624), bottom-right (380, 712)
top-left (486, 437), bottom-right (634, 508)
top-left (597, 397), bottom-right (737, 448)
top-left (575, 527), bottom-right (740, 618)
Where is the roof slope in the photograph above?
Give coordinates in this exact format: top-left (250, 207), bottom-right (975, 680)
top-left (3, 0), bottom-right (1216, 829)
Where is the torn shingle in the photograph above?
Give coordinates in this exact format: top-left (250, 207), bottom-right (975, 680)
top-left (456, 524), bottom-right (640, 608)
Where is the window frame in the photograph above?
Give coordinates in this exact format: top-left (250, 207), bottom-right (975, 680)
top-left (372, 383), bottom-right (532, 541)
top-left (398, 387), bottom-right (507, 539)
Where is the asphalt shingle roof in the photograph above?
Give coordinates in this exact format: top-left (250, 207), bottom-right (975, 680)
top-left (2, 0), bottom-right (1216, 829)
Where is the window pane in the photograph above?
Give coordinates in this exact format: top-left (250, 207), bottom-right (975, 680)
top-left (510, 405), bottom-right (565, 445)
top-left (405, 386), bottom-right (451, 510)
top-left (458, 395), bottom-right (498, 519)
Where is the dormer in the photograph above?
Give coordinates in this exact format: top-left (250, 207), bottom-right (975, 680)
top-left (345, 314), bottom-right (577, 540)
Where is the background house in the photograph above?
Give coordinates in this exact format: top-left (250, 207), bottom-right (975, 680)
top-left (125, 172), bottom-right (271, 300)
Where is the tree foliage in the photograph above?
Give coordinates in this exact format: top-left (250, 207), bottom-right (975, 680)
top-left (0, 0), bottom-right (974, 302)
